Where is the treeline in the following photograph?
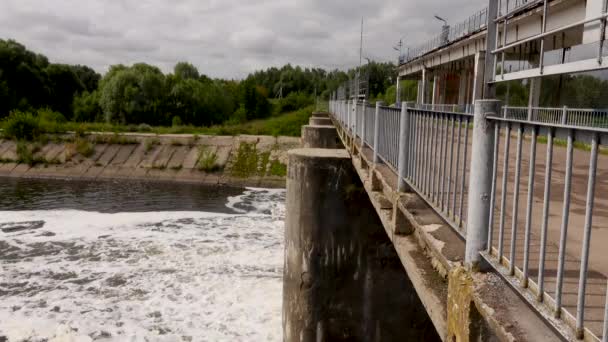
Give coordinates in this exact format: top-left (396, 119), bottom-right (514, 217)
top-left (0, 39), bottom-right (401, 128)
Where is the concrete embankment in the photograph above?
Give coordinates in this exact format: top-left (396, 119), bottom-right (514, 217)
top-left (0, 133), bottom-right (299, 188)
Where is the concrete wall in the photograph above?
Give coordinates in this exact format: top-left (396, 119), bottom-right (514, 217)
top-left (283, 147), bottom-right (439, 342)
top-left (0, 134), bottom-right (299, 188)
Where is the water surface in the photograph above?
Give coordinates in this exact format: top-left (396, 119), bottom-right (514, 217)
top-left (0, 178), bottom-right (285, 341)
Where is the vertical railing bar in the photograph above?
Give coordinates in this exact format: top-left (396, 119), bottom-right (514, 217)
top-left (537, 128), bottom-right (554, 302)
top-left (487, 123), bottom-right (501, 254)
top-left (459, 117), bottom-right (470, 229)
top-left (498, 122), bottom-right (511, 262)
top-left (435, 114), bottom-right (445, 210)
top-left (555, 129), bottom-right (574, 317)
top-left (509, 123), bottom-right (524, 276)
top-left (430, 113), bottom-right (437, 202)
top-left (575, 133), bottom-right (599, 338)
top-left (603, 284), bottom-right (608, 342)
top-left (441, 114), bottom-right (449, 211)
top-left (522, 125), bottom-right (537, 287)
top-left (448, 116), bottom-right (456, 215)
top-left (424, 113), bottom-right (430, 195)
top-left (454, 116), bottom-right (463, 218)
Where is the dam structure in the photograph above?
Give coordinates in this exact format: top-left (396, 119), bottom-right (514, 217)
top-left (283, 0), bottom-right (608, 341)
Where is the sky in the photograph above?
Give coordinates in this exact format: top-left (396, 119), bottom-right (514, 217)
top-left (0, 0), bottom-right (487, 79)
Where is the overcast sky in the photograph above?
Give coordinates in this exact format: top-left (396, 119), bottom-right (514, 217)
top-left (0, 0), bottom-right (487, 79)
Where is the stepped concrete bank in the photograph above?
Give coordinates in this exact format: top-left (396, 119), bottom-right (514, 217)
top-left (0, 133), bottom-right (299, 188)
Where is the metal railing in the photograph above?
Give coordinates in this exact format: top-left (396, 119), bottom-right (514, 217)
top-left (400, 7), bottom-right (488, 65)
top-left (329, 98), bottom-right (608, 341)
top-left (409, 103), bottom-right (474, 114)
top-left (330, 99), bottom-right (474, 235)
top-left (504, 106), bottom-right (608, 128)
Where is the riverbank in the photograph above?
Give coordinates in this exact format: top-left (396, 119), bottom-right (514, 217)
top-left (0, 133), bottom-right (299, 188)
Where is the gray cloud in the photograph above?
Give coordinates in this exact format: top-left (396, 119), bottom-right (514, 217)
top-left (0, 0), bottom-right (487, 78)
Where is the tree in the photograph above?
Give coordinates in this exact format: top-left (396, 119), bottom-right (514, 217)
top-left (45, 64), bottom-right (85, 119)
top-left (98, 64), bottom-right (167, 124)
top-left (174, 62), bottom-right (200, 80)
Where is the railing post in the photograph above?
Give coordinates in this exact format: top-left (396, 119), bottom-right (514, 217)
top-left (373, 102), bottom-right (384, 164)
top-left (397, 102), bottom-right (410, 191)
top-left (561, 105), bottom-right (568, 125)
top-left (465, 99), bottom-right (501, 269)
top-left (351, 98), bottom-right (357, 133)
top-left (361, 102), bottom-right (368, 148)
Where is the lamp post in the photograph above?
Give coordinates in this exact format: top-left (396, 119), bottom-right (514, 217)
top-left (434, 15), bottom-right (450, 45)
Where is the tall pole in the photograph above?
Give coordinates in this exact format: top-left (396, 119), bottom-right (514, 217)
top-left (357, 17), bottom-right (364, 100)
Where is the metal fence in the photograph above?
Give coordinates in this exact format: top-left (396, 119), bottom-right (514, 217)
top-left (410, 103), bottom-right (474, 114)
top-left (504, 106), bottom-right (608, 128)
top-left (329, 98), bottom-right (608, 341)
top-left (400, 7), bottom-right (488, 65)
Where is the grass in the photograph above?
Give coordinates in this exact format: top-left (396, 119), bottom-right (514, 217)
top-left (75, 139), bottom-right (95, 158)
top-left (197, 146), bottom-right (220, 172)
top-left (16, 141), bottom-right (45, 166)
top-left (93, 133), bottom-right (138, 145)
top-left (229, 141), bottom-right (287, 178)
top-left (144, 138), bottom-right (161, 153)
top-left (1, 106), bottom-right (314, 138)
top-left (269, 159), bottom-right (287, 177)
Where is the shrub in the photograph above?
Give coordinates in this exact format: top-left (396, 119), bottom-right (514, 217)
top-left (76, 139), bottom-right (95, 157)
top-left (197, 146), bottom-right (220, 172)
top-left (172, 116), bottom-right (182, 127)
top-left (276, 92), bottom-right (314, 114)
top-left (144, 138), bottom-right (161, 153)
top-left (16, 141), bottom-right (41, 165)
top-left (2, 111), bottom-right (41, 141)
top-left (37, 108), bottom-right (66, 123)
top-left (137, 123), bottom-right (152, 132)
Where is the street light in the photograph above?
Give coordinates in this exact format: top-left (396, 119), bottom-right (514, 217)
top-left (434, 15), bottom-right (447, 26)
top-left (434, 15), bottom-right (449, 45)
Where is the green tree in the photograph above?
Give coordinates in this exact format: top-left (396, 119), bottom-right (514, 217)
top-left (174, 62), bottom-right (200, 80)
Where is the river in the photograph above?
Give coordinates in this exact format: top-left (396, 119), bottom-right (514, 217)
top-left (0, 178), bottom-right (285, 342)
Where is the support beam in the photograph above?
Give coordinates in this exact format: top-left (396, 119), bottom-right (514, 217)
top-left (465, 99), bottom-right (501, 269)
top-left (458, 69), bottom-right (468, 106)
top-left (528, 77), bottom-right (542, 120)
top-left (472, 52), bottom-right (486, 102)
top-left (483, 0), bottom-right (499, 99)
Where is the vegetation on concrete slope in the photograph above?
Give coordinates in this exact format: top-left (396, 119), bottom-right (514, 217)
top-left (230, 141), bottom-right (287, 178)
top-left (197, 146), bottom-right (220, 172)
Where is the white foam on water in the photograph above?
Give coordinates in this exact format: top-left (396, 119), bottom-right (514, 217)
top-left (0, 188), bottom-right (286, 342)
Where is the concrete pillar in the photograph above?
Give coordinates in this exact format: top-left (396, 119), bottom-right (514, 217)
top-left (283, 148), bottom-right (439, 342)
top-left (421, 68), bottom-right (428, 104)
top-left (471, 52), bottom-right (486, 103)
top-left (528, 77), bottom-right (542, 120)
top-left (458, 70), bottom-right (468, 106)
top-left (396, 76), bottom-right (402, 107)
top-left (417, 80), bottom-right (423, 104)
top-left (301, 125), bottom-right (339, 149)
top-left (432, 74), bottom-right (439, 105)
top-left (311, 112), bottom-right (329, 118)
top-left (483, 0), bottom-right (499, 99)
top-left (465, 99), bottom-right (500, 269)
top-left (309, 117), bottom-right (332, 126)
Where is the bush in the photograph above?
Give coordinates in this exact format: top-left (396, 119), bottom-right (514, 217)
top-left (172, 116), bottom-right (182, 127)
top-left (37, 108), bottom-right (67, 123)
top-left (75, 139), bottom-right (95, 157)
top-left (2, 111), bottom-right (41, 141)
top-left (276, 92), bottom-right (314, 114)
top-left (197, 146), bottom-right (220, 172)
top-left (16, 141), bottom-right (41, 165)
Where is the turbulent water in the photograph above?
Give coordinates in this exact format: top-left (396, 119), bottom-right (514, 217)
top-left (0, 180), bottom-right (285, 342)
